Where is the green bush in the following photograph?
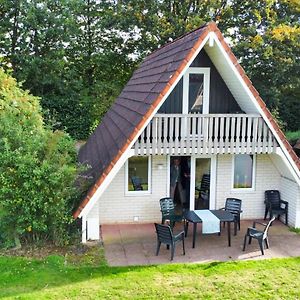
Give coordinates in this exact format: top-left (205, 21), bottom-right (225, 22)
top-left (0, 68), bottom-right (80, 247)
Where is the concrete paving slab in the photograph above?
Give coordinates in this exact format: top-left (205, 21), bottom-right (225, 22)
top-left (101, 220), bottom-right (300, 266)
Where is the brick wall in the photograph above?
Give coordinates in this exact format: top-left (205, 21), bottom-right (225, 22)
top-left (87, 153), bottom-right (299, 227)
top-left (280, 177), bottom-right (300, 227)
top-left (89, 156), bottom-right (168, 224)
top-left (215, 154), bottom-right (281, 220)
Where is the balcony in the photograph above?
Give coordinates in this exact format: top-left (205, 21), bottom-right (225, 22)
top-left (133, 114), bottom-right (278, 155)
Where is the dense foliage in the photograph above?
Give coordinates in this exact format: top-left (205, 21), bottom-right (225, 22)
top-left (0, 68), bottom-right (79, 247)
top-left (0, 0), bottom-right (299, 139)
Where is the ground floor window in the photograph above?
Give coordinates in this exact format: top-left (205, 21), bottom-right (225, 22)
top-left (126, 156), bottom-right (151, 193)
top-left (233, 154), bottom-right (255, 189)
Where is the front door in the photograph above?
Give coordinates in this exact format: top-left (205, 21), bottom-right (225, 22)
top-left (169, 156), bottom-right (191, 210)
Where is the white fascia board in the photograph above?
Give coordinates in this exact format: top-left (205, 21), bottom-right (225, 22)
top-left (275, 148), bottom-right (300, 185)
top-left (79, 33), bottom-right (211, 218)
top-left (210, 32), bottom-right (300, 183)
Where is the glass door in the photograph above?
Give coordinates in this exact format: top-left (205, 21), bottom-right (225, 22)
top-left (194, 158), bottom-right (211, 210)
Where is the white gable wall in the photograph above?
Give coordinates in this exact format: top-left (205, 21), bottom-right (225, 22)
top-left (92, 155), bottom-right (167, 224)
top-left (280, 177), bottom-right (300, 228)
top-left (85, 153), bottom-right (300, 241)
top-left (215, 154), bottom-right (281, 219)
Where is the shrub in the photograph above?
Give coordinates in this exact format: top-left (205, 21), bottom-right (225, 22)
top-left (0, 68), bottom-right (80, 247)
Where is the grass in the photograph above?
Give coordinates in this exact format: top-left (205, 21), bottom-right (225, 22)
top-left (290, 227), bottom-right (300, 235)
top-left (285, 130), bottom-right (300, 143)
top-left (0, 247), bottom-right (299, 299)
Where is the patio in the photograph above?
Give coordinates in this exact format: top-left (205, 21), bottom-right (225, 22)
top-left (101, 220), bottom-right (300, 266)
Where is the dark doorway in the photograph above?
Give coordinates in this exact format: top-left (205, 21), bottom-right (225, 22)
top-left (169, 156), bottom-right (191, 211)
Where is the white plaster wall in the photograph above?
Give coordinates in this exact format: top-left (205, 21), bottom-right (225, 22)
top-left (215, 154), bottom-right (281, 220)
top-left (93, 156), bottom-right (168, 224)
top-left (86, 153), bottom-right (299, 228)
top-left (279, 177), bottom-right (300, 228)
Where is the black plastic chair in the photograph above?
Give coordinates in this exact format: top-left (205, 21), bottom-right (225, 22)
top-left (243, 216), bottom-right (275, 255)
top-left (195, 174), bottom-right (210, 209)
top-left (159, 197), bottom-right (183, 228)
top-left (154, 223), bottom-right (185, 261)
top-left (131, 176), bottom-right (143, 191)
top-left (264, 190), bottom-right (288, 225)
top-left (222, 198), bottom-right (242, 235)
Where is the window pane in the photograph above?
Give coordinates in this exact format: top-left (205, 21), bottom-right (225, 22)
top-left (189, 74), bottom-right (204, 113)
top-left (128, 157), bottom-right (149, 191)
top-left (234, 155), bottom-right (253, 189)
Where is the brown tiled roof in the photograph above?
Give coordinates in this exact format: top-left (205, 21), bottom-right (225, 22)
top-left (74, 22), bottom-right (300, 218)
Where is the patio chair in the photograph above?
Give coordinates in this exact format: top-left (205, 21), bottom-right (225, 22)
top-left (131, 176), bottom-right (143, 191)
top-left (221, 198), bottom-right (242, 235)
top-left (242, 216), bottom-right (275, 255)
top-left (159, 197), bottom-right (183, 228)
top-left (264, 190), bottom-right (288, 225)
top-left (154, 223), bottom-right (185, 261)
top-left (195, 174), bottom-right (210, 209)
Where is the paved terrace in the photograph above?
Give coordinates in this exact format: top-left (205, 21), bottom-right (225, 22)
top-left (101, 220), bottom-right (300, 266)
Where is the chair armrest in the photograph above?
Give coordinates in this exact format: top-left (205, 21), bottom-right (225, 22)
top-left (248, 227), bottom-right (262, 235)
top-left (252, 221), bottom-right (267, 228)
top-left (174, 231), bottom-right (185, 239)
top-left (280, 200), bottom-right (288, 208)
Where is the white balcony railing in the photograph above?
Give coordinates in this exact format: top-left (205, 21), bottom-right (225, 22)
top-left (133, 114), bottom-right (278, 155)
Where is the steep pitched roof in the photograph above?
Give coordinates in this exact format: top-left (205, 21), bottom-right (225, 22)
top-left (74, 22), bottom-right (300, 218)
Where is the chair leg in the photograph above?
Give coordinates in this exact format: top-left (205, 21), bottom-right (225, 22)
top-left (258, 239), bottom-right (264, 255)
top-left (156, 241), bottom-right (161, 256)
top-left (242, 235), bottom-right (248, 251)
top-left (171, 243), bottom-right (175, 261)
top-left (264, 207), bottom-right (268, 220)
top-left (238, 216), bottom-right (241, 231)
top-left (285, 211), bottom-right (288, 225)
top-left (248, 236), bottom-right (252, 245)
top-left (184, 221), bottom-right (189, 237)
top-left (270, 212), bottom-right (274, 226)
top-left (171, 221), bottom-right (175, 229)
top-left (265, 237), bottom-right (269, 249)
top-left (182, 238), bottom-right (185, 255)
top-left (234, 221), bottom-right (237, 236)
top-left (223, 221), bottom-right (226, 228)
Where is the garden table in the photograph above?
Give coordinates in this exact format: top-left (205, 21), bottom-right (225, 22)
top-left (184, 210), bottom-right (235, 248)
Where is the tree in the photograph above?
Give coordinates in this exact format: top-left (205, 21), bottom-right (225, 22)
top-left (0, 68), bottom-right (80, 246)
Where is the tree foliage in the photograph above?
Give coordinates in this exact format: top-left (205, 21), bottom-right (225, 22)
top-left (0, 0), bottom-right (299, 138)
top-left (0, 68), bottom-right (79, 246)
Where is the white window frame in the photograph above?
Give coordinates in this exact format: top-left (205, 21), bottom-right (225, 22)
top-left (166, 155), bottom-right (216, 211)
top-left (182, 67), bottom-right (210, 114)
top-left (125, 156), bottom-right (152, 196)
top-left (231, 154), bottom-right (256, 192)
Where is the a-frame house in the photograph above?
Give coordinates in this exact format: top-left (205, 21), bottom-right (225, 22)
top-left (74, 22), bottom-right (300, 242)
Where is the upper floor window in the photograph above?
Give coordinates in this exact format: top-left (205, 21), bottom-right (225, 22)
top-left (158, 67), bottom-right (210, 114)
top-left (232, 154), bottom-right (255, 190)
top-left (184, 67), bottom-right (210, 114)
top-left (126, 156), bottom-right (151, 194)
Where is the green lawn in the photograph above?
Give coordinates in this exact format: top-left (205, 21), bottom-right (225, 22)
top-left (0, 248), bottom-right (299, 300)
